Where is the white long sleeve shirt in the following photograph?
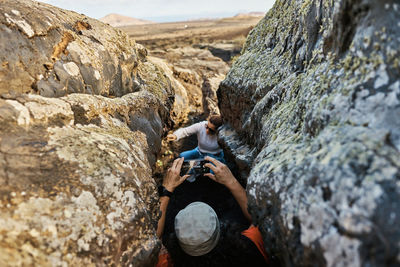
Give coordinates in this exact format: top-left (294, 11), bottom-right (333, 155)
top-left (173, 121), bottom-right (222, 154)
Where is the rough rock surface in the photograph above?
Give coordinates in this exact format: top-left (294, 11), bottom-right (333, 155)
top-left (147, 56), bottom-right (190, 125)
top-left (0, 91), bottom-right (167, 266)
top-left (201, 74), bottom-right (224, 116)
top-left (0, 0), bottom-right (173, 105)
top-left (151, 47), bottom-right (229, 119)
top-left (194, 43), bottom-right (242, 63)
top-left (218, 0), bottom-right (400, 266)
top-left (0, 0), bottom-right (181, 265)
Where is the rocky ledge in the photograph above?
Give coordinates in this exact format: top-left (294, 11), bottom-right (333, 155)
top-left (218, 0), bottom-right (400, 266)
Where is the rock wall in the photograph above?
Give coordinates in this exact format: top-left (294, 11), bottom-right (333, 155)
top-left (151, 47), bottom-right (229, 119)
top-left (218, 0), bottom-right (400, 266)
top-left (0, 0), bottom-right (173, 105)
top-left (0, 92), bottom-right (167, 266)
top-left (0, 0), bottom-right (180, 265)
top-left (146, 56), bottom-right (191, 125)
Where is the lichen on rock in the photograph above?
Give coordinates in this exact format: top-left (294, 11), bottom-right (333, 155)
top-left (218, 0), bottom-right (400, 266)
top-left (0, 0), bottom-right (174, 102)
top-left (0, 0), bottom-right (182, 265)
top-left (0, 91), bottom-right (167, 266)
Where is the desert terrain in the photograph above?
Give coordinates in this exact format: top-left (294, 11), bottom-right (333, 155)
top-left (119, 15), bottom-right (264, 116)
top-left (120, 15), bottom-right (263, 55)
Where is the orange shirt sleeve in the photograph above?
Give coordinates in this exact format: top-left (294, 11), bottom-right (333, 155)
top-left (241, 225), bottom-right (269, 263)
top-left (156, 244), bottom-right (173, 267)
top-left (156, 253), bottom-right (173, 267)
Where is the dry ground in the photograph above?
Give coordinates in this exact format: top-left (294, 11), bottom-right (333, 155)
top-left (119, 16), bottom-right (263, 50)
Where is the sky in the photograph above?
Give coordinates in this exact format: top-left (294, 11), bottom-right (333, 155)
top-left (37, 0), bottom-right (276, 22)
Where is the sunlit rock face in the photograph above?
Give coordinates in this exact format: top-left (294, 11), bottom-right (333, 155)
top-left (147, 56), bottom-right (191, 125)
top-left (0, 92), bottom-right (166, 266)
top-left (0, 0), bottom-right (179, 265)
top-left (0, 0), bottom-right (172, 105)
top-left (218, 0), bottom-right (400, 266)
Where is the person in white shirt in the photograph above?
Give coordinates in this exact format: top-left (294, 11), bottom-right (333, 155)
top-left (167, 115), bottom-right (225, 165)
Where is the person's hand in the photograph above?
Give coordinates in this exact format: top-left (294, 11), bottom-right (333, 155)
top-left (166, 134), bottom-right (177, 142)
top-left (204, 156), bottom-right (237, 188)
top-left (162, 157), bottom-right (189, 192)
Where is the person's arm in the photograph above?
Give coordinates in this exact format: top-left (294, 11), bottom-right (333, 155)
top-left (170, 121), bottom-right (204, 141)
top-left (156, 196), bottom-right (171, 238)
top-left (156, 157), bottom-right (189, 238)
top-left (204, 156), bottom-right (252, 222)
top-left (225, 179), bottom-right (251, 222)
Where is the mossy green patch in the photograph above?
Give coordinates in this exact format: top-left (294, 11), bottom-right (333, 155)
top-left (137, 62), bottom-right (172, 101)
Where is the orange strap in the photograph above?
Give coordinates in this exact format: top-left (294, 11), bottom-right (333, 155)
top-left (156, 253), bottom-right (173, 267)
top-left (241, 225), bottom-right (269, 263)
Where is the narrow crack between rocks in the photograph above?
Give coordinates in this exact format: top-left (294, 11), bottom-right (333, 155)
top-left (153, 113), bottom-right (270, 266)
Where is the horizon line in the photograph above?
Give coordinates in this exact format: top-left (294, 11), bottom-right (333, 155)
top-left (98, 11), bottom-right (267, 23)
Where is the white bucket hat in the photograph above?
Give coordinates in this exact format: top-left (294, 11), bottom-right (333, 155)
top-left (174, 202), bottom-right (220, 256)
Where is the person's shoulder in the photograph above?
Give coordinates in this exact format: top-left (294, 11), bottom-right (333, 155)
top-left (241, 225), bottom-right (269, 265)
top-left (194, 121), bottom-right (207, 128)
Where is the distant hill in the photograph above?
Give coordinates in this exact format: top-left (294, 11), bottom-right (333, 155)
top-left (234, 12), bottom-right (265, 17)
top-left (99, 13), bottom-right (154, 27)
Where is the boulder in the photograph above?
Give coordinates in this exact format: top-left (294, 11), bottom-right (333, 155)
top-left (151, 46), bottom-right (230, 119)
top-left (218, 0), bottom-right (400, 266)
top-left (0, 0), bottom-right (173, 106)
top-left (0, 91), bottom-right (166, 266)
top-left (147, 56), bottom-right (191, 125)
top-left (201, 74), bottom-right (225, 116)
top-left (194, 43), bottom-right (242, 62)
top-left (0, 0), bottom-right (179, 265)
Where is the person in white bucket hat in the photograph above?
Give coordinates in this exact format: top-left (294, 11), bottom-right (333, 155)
top-left (174, 201), bottom-right (220, 256)
top-left (155, 157), bottom-right (270, 266)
